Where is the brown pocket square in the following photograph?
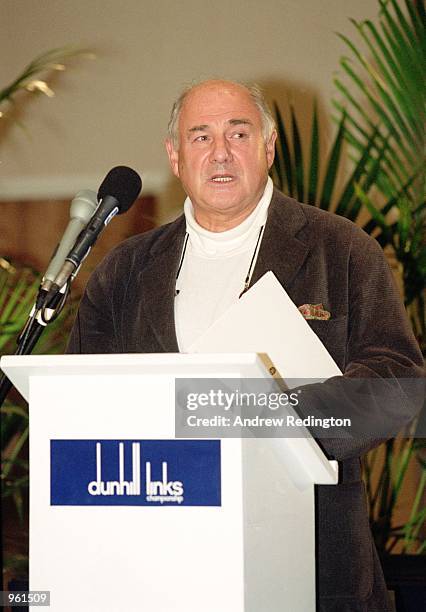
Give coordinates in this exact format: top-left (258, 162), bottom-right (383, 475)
top-left (298, 303), bottom-right (331, 320)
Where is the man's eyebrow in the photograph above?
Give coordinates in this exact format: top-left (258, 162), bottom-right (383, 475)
top-left (228, 118), bottom-right (253, 127)
top-left (187, 124), bottom-right (209, 133)
top-left (187, 118), bottom-right (254, 134)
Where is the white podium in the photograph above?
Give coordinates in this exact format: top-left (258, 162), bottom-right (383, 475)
top-left (1, 353), bottom-right (338, 612)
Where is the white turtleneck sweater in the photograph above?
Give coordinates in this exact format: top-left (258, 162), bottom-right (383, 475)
top-left (175, 177), bottom-right (273, 351)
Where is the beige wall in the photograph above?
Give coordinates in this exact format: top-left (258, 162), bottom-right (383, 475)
top-left (1, 0), bottom-right (379, 215)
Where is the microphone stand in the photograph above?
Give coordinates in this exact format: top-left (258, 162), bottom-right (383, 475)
top-left (0, 284), bottom-right (70, 407)
top-left (0, 275), bottom-right (72, 586)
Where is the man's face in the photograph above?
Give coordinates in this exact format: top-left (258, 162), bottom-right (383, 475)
top-left (166, 81), bottom-right (276, 231)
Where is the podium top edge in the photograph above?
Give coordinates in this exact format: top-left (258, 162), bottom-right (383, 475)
top-left (0, 353), bottom-right (272, 401)
top-left (1, 352), bottom-right (264, 368)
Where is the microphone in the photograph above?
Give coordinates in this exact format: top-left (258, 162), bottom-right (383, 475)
top-left (48, 166), bottom-right (142, 294)
top-left (41, 190), bottom-right (98, 292)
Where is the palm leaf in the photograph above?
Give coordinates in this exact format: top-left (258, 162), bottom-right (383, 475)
top-left (318, 111), bottom-right (346, 209)
top-left (334, 125), bottom-right (382, 218)
top-left (359, 19), bottom-right (419, 129)
top-left (336, 53), bottom-right (415, 167)
top-left (291, 105), bottom-right (304, 202)
top-left (362, 170), bottom-right (421, 235)
top-left (332, 97), bottom-right (406, 193)
top-left (272, 102), bottom-right (294, 196)
top-left (0, 46), bottom-right (93, 110)
top-left (340, 26), bottom-right (417, 145)
top-left (334, 2), bottom-right (425, 203)
top-left (272, 101), bottom-right (375, 217)
top-left (307, 102), bottom-right (320, 204)
top-left (380, 1), bottom-right (422, 71)
top-left (404, 0), bottom-right (426, 44)
top-left (354, 183), bottom-right (395, 246)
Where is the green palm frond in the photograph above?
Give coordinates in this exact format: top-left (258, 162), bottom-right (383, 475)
top-left (0, 46), bottom-right (94, 122)
top-left (0, 259), bottom-right (79, 515)
top-left (334, 0), bottom-right (425, 202)
top-left (363, 437), bottom-right (426, 554)
top-left (271, 102), bottom-right (384, 226)
top-left (0, 258), bottom-right (77, 357)
top-left (272, 1), bottom-right (425, 558)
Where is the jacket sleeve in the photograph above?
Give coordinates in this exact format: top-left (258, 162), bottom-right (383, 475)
top-left (294, 227), bottom-right (425, 461)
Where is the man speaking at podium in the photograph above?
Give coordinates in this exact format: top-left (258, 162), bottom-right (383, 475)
top-left (67, 80), bottom-right (423, 611)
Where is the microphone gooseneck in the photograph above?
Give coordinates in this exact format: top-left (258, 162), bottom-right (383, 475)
top-left (47, 166), bottom-right (142, 297)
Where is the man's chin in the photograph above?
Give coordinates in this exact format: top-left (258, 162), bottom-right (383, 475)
top-left (192, 195), bottom-right (260, 231)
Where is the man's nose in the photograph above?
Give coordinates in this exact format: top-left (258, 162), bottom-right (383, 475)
top-left (209, 136), bottom-right (232, 164)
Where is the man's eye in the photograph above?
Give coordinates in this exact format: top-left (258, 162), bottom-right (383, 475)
top-left (231, 132), bottom-right (247, 139)
top-left (194, 135), bottom-right (209, 142)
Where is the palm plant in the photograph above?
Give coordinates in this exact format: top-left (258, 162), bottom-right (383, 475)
top-left (333, 0), bottom-right (425, 350)
top-left (364, 437), bottom-right (426, 555)
top-left (1, 258), bottom-right (78, 557)
top-left (333, 1), bottom-right (425, 556)
top-left (271, 100), bottom-right (425, 554)
top-left (1, 45), bottom-right (94, 518)
top-left (271, 0), bottom-right (425, 557)
top-left (272, 1), bottom-right (425, 350)
top-left (271, 102), bottom-right (387, 221)
top-left (333, 0), bottom-right (424, 198)
top-left (0, 46), bottom-right (94, 131)
top-left (1, 45), bottom-right (94, 583)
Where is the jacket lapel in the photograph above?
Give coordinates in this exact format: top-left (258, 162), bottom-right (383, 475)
top-left (250, 189), bottom-right (310, 290)
top-left (141, 216), bottom-right (186, 352)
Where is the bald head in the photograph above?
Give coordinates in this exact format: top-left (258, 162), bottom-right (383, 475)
top-left (167, 79), bottom-right (276, 150)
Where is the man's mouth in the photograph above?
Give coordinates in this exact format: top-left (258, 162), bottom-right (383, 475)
top-left (210, 174), bottom-right (234, 183)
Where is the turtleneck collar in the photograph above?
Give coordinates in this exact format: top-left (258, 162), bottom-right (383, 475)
top-left (183, 176), bottom-right (273, 257)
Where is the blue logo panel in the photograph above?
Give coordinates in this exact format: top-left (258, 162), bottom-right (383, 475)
top-left (51, 440), bottom-right (221, 506)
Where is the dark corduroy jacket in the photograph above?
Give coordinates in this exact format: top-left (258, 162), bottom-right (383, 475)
top-left (67, 189), bottom-right (424, 611)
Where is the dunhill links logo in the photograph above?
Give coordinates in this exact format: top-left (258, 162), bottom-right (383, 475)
top-left (87, 442), bottom-right (184, 504)
top-left (50, 440), bottom-right (221, 507)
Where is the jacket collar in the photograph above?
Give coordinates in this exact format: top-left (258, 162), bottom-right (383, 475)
top-left (250, 188), bottom-right (309, 289)
top-left (141, 188), bottom-right (309, 352)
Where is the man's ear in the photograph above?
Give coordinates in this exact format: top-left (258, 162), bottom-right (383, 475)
top-left (165, 139), bottom-right (180, 178)
top-left (266, 130), bottom-right (277, 169)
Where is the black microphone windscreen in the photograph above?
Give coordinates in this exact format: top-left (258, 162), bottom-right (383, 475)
top-left (98, 166), bottom-right (142, 213)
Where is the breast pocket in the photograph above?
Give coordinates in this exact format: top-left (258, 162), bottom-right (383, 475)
top-left (307, 316), bottom-right (348, 371)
